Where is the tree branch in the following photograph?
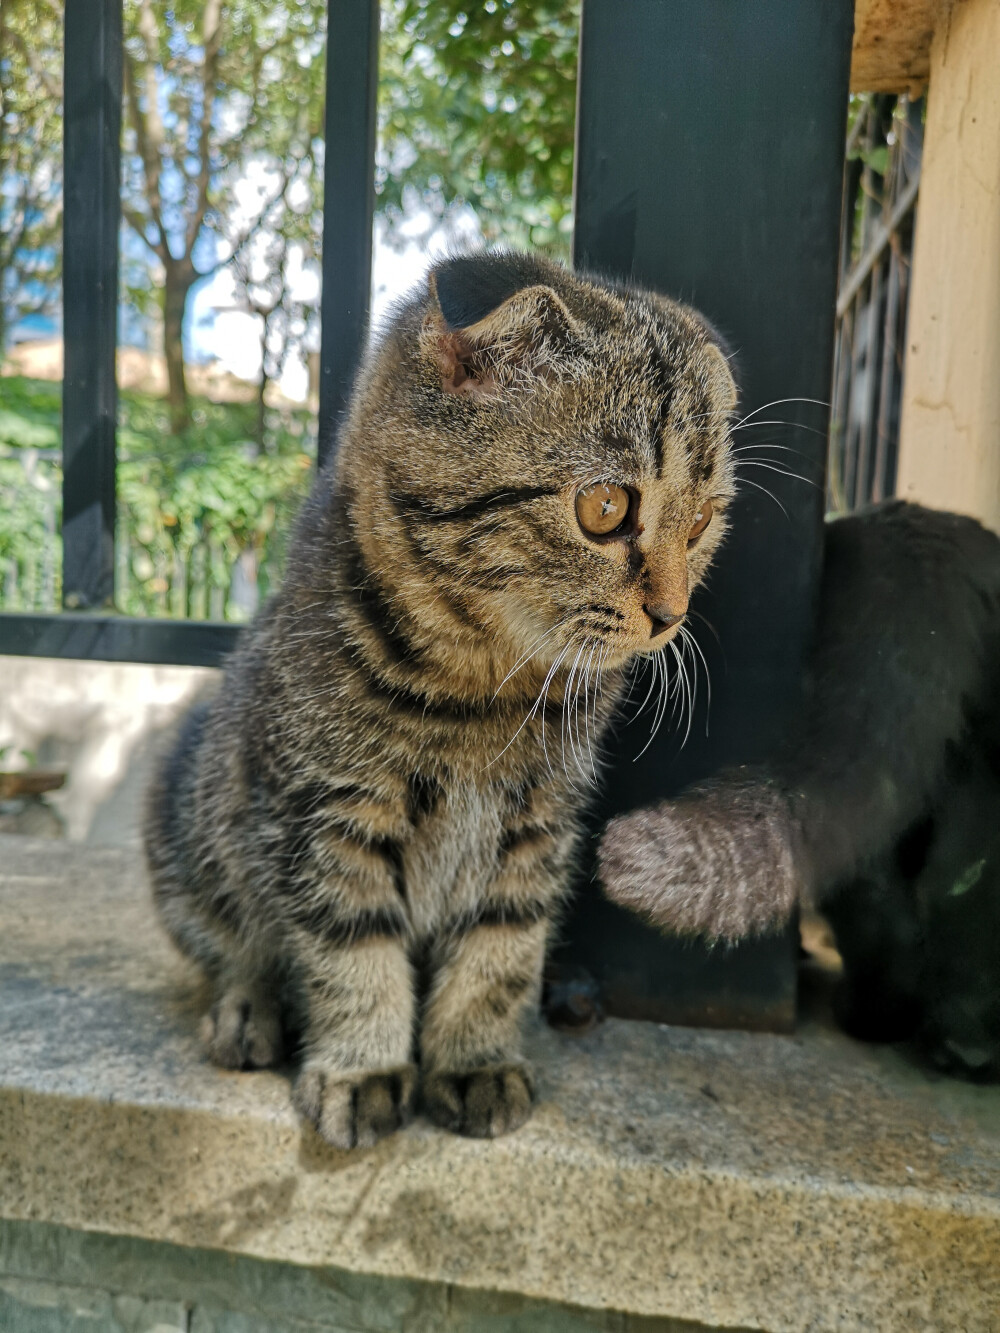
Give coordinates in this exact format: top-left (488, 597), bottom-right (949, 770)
top-left (122, 205), bottom-right (167, 263)
top-left (186, 0), bottom-right (223, 257)
top-left (122, 50), bottom-right (168, 257)
top-left (197, 168), bottom-right (296, 282)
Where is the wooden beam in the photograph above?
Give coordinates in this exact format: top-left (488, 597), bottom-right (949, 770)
top-left (895, 0), bottom-right (1000, 532)
top-left (850, 0), bottom-right (944, 92)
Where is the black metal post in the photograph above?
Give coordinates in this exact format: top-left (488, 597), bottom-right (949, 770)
top-left (563, 0), bottom-right (855, 1030)
top-left (317, 0), bottom-right (380, 469)
top-left (61, 0), bottom-right (121, 610)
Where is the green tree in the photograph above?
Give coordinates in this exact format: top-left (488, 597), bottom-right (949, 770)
top-left (2, 0), bottom-right (581, 431)
top-left (379, 0), bottom-right (579, 255)
top-left (121, 0), bottom-right (327, 432)
top-left (0, 0), bottom-right (62, 355)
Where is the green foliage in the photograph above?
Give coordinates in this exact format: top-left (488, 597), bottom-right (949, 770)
top-left (0, 0), bottom-right (63, 351)
top-left (0, 376), bottom-right (314, 620)
top-left (118, 0), bottom-right (331, 425)
top-left (379, 0), bottom-right (579, 255)
top-left (0, 375), bottom-right (60, 610)
top-left (120, 0), bottom-right (328, 260)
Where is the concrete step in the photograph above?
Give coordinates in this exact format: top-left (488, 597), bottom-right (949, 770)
top-left (0, 835), bottom-right (997, 1331)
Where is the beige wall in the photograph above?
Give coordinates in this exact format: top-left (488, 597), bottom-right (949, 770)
top-left (895, 0), bottom-right (1000, 533)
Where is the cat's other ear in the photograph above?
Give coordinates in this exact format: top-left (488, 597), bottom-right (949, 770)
top-left (691, 312), bottom-right (740, 415)
top-left (420, 253), bottom-right (582, 397)
top-left (703, 340), bottom-right (739, 417)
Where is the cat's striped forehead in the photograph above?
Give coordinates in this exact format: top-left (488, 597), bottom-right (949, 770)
top-left (586, 300), bottom-right (733, 484)
top-left (350, 249), bottom-right (737, 532)
top-left (427, 250), bottom-right (737, 487)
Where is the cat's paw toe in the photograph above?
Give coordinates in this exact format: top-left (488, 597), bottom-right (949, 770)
top-left (201, 990), bottom-right (283, 1070)
top-left (422, 1063), bottom-right (534, 1138)
top-left (293, 1064), bottom-right (417, 1149)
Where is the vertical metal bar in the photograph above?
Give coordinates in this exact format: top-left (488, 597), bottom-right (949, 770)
top-left (317, 0), bottom-right (380, 470)
top-left (566, 0), bottom-right (854, 1030)
top-left (884, 223), bottom-right (914, 497)
top-left (828, 311), bottom-right (852, 511)
top-left (872, 245), bottom-right (902, 502)
top-left (840, 152), bottom-right (863, 281)
top-left (62, 0), bottom-right (121, 610)
top-left (844, 287), bottom-right (868, 505)
top-left (853, 261), bottom-right (884, 508)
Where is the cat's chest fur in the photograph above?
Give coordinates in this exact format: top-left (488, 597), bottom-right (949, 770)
top-left (404, 781), bottom-right (507, 938)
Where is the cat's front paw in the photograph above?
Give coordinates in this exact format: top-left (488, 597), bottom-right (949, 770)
top-left (293, 1063), bottom-right (417, 1149)
top-left (200, 987), bottom-right (283, 1070)
top-left (422, 1063), bottom-right (534, 1138)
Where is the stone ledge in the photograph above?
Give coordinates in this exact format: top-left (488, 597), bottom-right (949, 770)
top-left (0, 835), bottom-right (998, 1331)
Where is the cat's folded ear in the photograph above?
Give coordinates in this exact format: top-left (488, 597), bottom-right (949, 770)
top-left (691, 313), bottom-right (740, 416)
top-left (420, 252), bottom-right (583, 397)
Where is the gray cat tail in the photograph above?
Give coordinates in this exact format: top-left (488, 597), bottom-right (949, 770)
top-left (598, 772), bottom-right (802, 943)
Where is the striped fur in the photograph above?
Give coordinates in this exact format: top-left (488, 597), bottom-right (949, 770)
top-left (144, 250), bottom-right (737, 1148)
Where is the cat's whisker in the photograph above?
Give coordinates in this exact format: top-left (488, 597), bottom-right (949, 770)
top-left (581, 642), bottom-right (601, 783)
top-left (738, 475), bottom-right (791, 519)
top-left (686, 608), bottom-right (722, 652)
top-left (735, 460), bottom-right (821, 489)
top-left (486, 640), bottom-right (571, 773)
top-left (731, 442), bottom-right (819, 464)
top-left (679, 623), bottom-right (712, 737)
top-left (629, 654), bottom-right (662, 726)
top-left (668, 642), bottom-right (686, 732)
top-left (729, 418), bottom-right (829, 440)
top-left (539, 643), bottom-right (572, 779)
top-left (535, 642), bottom-right (571, 781)
top-left (680, 629), bottom-right (697, 729)
top-left (561, 641), bottom-right (588, 786)
top-left (683, 631), bottom-right (699, 747)
top-left (634, 650), bottom-right (671, 760)
top-left (576, 639), bottom-right (600, 783)
top-left (491, 616), bottom-right (574, 700)
top-left (732, 396), bottom-right (829, 431)
top-left (595, 643), bottom-right (610, 706)
top-left (662, 639), bottom-right (693, 752)
top-left (578, 641), bottom-right (602, 787)
top-left (575, 645), bottom-right (592, 782)
top-left (677, 640), bottom-right (696, 749)
top-left (662, 641), bottom-right (685, 736)
top-left (652, 652), bottom-right (672, 745)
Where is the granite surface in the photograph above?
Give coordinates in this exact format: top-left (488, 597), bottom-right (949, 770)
top-left (1, 835), bottom-right (998, 1331)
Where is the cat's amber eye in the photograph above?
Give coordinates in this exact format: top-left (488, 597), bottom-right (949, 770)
top-left (576, 482), bottom-right (631, 536)
top-left (687, 499), bottom-right (714, 545)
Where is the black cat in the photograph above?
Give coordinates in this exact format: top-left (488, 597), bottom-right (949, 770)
top-left (600, 500), bottom-right (1000, 1078)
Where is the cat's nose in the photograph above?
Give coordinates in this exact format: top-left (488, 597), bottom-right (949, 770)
top-left (644, 603), bottom-right (686, 637)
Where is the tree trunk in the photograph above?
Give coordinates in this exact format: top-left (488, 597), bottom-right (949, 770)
top-left (162, 258), bottom-right (194, 434)
top-left (256, 318), bottom-right (268, 450)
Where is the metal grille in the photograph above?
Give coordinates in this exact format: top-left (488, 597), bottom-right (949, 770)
top-left (0, 0), bottom-right (378, 667)
top-left (828, 94), bottom-right (923, 513)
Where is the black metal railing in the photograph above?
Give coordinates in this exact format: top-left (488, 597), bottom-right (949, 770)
top-left (828, 94), bottom-right (923, 513)
top-left (0, 0), bottom-right (379, 667)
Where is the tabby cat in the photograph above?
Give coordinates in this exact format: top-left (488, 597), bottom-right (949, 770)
top-left (600, 500), bottom-right (1000, 1077)
top-left (145, 250), bottom-right (738, 1147)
